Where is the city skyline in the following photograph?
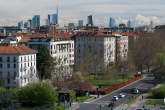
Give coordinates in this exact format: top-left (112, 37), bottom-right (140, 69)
top-left (0, 0), bottom-right (165, 26)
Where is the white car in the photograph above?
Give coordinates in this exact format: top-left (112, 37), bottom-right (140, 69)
top-left (119, 93), bottom-right (126, 98)
top-left (113, 96), bottom-right (119, 101)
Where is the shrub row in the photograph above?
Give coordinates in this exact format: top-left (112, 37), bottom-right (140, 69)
top-left (90, 75), bottom-right (143, 95)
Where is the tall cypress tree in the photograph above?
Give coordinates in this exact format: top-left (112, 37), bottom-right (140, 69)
top-left (37, 46), bottom-right (54, 80)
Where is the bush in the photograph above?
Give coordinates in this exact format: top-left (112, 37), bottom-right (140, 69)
top-left (152, 85), bottom-right (165, 99)
top-left (69, 92), bottom-right (76, 102)
top-left (0, 88), bottom-right (20, 109)
top-left (17, 83), bottom-right (58, 107)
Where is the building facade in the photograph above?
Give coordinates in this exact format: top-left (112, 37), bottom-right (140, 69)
top-left (27, 34), bottom-right (74, 76)
top-left (109, 17), bottom-right (116, 27)
top-left (0, 46), bottom-right (37, 88)
top-left (74, 31), bottom-right (116, 72)
top-left (115, 34), bottom-right (129, 61)
top-left (48, 14), bottom-right (58, 25)
top-left (32, 15), bottom-right (40, 28)
top-left (87, 15), bottom-right (94, 26)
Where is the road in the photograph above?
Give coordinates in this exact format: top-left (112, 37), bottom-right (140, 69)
top-left (75, 74), bottom-right (155, 110)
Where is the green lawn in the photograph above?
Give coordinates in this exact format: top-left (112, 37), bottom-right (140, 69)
top-left (144, 93), bottom-right (153, 99)
top-left (54, 106), bottom-right (65, 110)
top-left (146, 99), bottom-right (165, 106)
top-left (19, 106), bottom-right (65, 110)
top-left (85, 75), bottom-right (132, 91)
top-left (77, 96), bottom-right (94, 102)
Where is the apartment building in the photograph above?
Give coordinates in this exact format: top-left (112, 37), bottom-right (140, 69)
top-left (115, 33), bottom-right (129, 61)
top-left (27, 33), bottom-right (74, 76)
top-left (74, 31), bottom-right (116, 72)
top-left (0, 46), bottom-right (37, 88)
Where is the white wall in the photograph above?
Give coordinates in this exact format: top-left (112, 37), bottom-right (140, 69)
top-left (0, 53), bottom-right (37, 88)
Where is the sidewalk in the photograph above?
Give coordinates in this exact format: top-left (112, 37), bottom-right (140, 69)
top-left (127, 94), bottom-right (144, 110)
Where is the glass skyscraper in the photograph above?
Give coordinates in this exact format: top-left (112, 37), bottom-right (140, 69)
top-left (32, 15), bottom-right (40, 27)
top-left (78, 20), bottom-right (83, 27)
top-left (109, 17), bottom-right (115, 27)
top-left (48, 14), bottom-right (58, 25)
top-left (87, 15), bottom-right (93, 26)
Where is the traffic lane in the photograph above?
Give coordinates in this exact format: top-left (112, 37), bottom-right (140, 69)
top-left (78, 103), bottom-right (103, 110)
top-left (77, 76), bottom-right (155, 110)
top-left (94, 76), bottom-right (155, 104)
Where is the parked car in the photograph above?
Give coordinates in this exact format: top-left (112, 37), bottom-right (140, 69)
top-left (119, 93), bottom-right (126, 98)
top-left (112, 96), bottom-right (119, 101)
top-left (135, 109), bottom-right (143, 110)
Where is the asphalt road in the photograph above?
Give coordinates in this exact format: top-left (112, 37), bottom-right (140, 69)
top-left (76, 74), bottom-right (155, 110)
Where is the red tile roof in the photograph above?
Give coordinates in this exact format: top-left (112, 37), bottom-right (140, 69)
top-left (124, 32), bottom-right (136, 37)
top-left (48, 33), bottom-right (75, 38)
top-left (75, 30), bottom-right (114, 37)
top-left (19, 37), bottom-right (31, 43)
top-left (0, 46), bottom-right (36, 55)
top-left (2, 38), bottom-right (15, 42)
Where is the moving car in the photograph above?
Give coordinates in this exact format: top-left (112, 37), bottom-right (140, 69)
top-left (112, 96), bottom-right (119, 101)
top-left (119, 93), bottom-right (126, 98)
top-left (132, 88), bottom-right (139, 94)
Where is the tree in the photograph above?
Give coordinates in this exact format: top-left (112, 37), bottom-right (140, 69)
top-left (129, 32), bottom-right (165, 73)
top-left (17, 83), bottom-right (58, 107)
top-left (154, 53), bottom-right (165, 69)
top-left (37, 46), bottom-right (54, 80)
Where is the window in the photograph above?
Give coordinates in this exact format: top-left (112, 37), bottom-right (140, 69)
top-left (0, 64), bottom-right (2, 68)
top-left (24, 56), bottom-right (26, 62)
top-left (0, 57), bottom-right (2, 62)
top-left (7, 57), bottom-right (10, 62)
top-left (13, 57), bottom-right (16, 62)
top-left (7, 64), bottom-right (10, 68)
top-left (14, 64), bottom-right (16, 68)
top-left (8, 79), bottom-right (10, 84)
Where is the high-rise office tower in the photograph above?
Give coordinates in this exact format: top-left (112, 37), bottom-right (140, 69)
top-left (78, 20), bottom-right (83, 27)
top-left (48, 8), bottom-right (58, 25)
top-left (109, 17), bottom-right (115, 27)
top-left (49, 14), bottom-right (58, 25)
top-left (27, 19), bottom-right (32, 28)
top-left (127, 20), bottom-right (131, 27)
top-left (18, 21), bottom-right (24, 29)
top-left (32, 15), bottom-right (40, 27)
top-left (87, 15), bottom-right (93, 26)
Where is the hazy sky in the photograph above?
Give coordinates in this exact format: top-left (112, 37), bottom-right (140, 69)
top-left (0, 0), bottom-right (165, 26)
